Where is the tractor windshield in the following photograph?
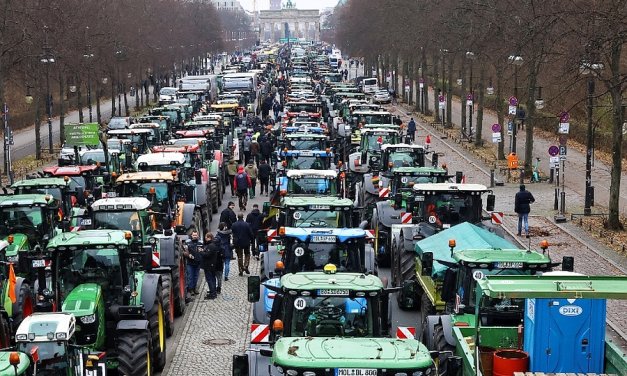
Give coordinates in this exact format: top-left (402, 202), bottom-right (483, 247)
top-left (388, 151), bottom-right (424, 168)
top-left (0, 207), bottom-right (44, 236)
top-left (286, 156), bottom-right (329, 170)
top-left (93, 211), bottom-right (141, 233)
top-left (357, 114), bottom-right (392, 124)
top-left (287, 177), bottom-right (336, 195)
top-left (394, 175), bottom-right (442, 191)
top-left (18, 341), bottom-right (68, 370)
top-left (420, 193), bottom-right (482, 226)
top-left (19, 187), bottom-right (63, 201)
top-left (287, 295), bottom-right (373, 337)
top-left (57, 248), bottom-right (123, 295)
top-left (120, 183), bottom-right (169, 202)
top-left (287, 138), bottom-right (325, 151)
top-left (80, 151), bottom-right (108, 165)
top-left (285, 242), bottom-right (362, 273)
top-left (287, 209), bottom-right (349, 228)
top-left (364, 134), bottom-right (396, 152)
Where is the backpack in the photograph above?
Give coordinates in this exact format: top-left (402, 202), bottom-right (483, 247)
top-left (236, 173), bottom-right (248, 190)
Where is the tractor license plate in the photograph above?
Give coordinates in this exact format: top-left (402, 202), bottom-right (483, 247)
top-left (495, 262), bottom-right (523, 269)
top-left (318, 289), bottom-right (349, 296)
top-left (32, 260), bottom-right (46, 268)
top-left (312, 235), bottom-right (335, 243)
top-left (335, 369), bottom-right (377, 376)
top-left (80, 219), bottom-right (92, 226)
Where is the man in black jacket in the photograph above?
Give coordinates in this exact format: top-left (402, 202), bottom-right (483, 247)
top-left (231, 213), bottom-right (255, 276)
top-left (514, 184), bottom-right (535, 238)
top-left (183, 231), bottom-right (202, 299)
top-left (246, 204), bottom-right (263, 259)
top-left (258, 160), bottom-right (272, 196)
top-left (219, 202), bottom-right (237, 229)
top-left (200, 233), bottom-right (220, 300)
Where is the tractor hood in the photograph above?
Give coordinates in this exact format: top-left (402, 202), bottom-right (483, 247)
top-left (272, 337), bottom-right (433, 369)
top-left (5, 233), bottom-right (29, 257)
top-left (62, 283), bottom-right (101, 317)
top-left (0, 351), bottom-right (30, 375)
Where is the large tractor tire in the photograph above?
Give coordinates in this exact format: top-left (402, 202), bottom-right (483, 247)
top-left (210, 181), bottom-right (219, 214)
top-left (161, 274), bottom-right (175, 337)
top-left (433, 323), bottom-right (455, 374)
top-left (398, 230), bottom-right (418, 288)
top-left (172, 239), bottom-right (186, 317)
top-left (148, 282), bottom-right (167, 371)
top-left (0, 315), bottom-right (10, 348)
top-left (12, 282), bottom-right (34, 329)
top-left (117, 330), bottom-right (153, 376)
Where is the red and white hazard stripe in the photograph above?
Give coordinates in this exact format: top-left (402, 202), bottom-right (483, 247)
top-left (251, 324), bottom-right (270, 343)
top-left (491, 212), bottom-right (504, 225)
top-left (267, 229), bottom-right (278, 242)
top-left (378, 187), bottom-right (390, 198)
top-left (396, 326), bottom-right (416, 339)
top-left (365, 230), bottom-right (376, 240)
top-left (400, 212), bottom-right (412, 224)
top-left (151, 251), bottom-right (160, 268)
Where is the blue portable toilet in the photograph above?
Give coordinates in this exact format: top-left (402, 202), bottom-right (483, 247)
top-left (524, 298), bottom-right (606, 373)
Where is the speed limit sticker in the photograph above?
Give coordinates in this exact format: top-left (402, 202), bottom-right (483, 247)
top-left (294, 297), bottom-right (307, 310)
top-left (428, 215), bottom-right (437, 224)
top-left (294, 247), bottom-right (305, 257)
top-left (473, 271), bottom-right (485, 281)
top-left (401, 177), bottom-right (408, 183)
top-left (293, 212), bottom-right (302, 220)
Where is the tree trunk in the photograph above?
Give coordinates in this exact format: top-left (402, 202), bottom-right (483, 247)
top-left (524, 63), bottom-right (539, 175)
top-left (475, 64), bottom-right (485, 147)
top-left (96, 81), bottom-right (101, 124)
top-left (124, 83), bottom-right (129, 116)
top-left (446, 55), bottom-right (453, 127)
top-left (433, 53), bottom-right (440, 122)
top-left (460, 56), bottom-right (467, 134)
top-left (59, 71), bottom-right (65, 144)
top-left (422, 49), bottom-right (429, 116)
top-left (607, 39), bottom-right (624, 230)
top-left (77, 76), bottom-right (84, 123)
top-left (35, 93), bottom-right (42, 160)
top-left (111, 78), bottom-right (116, 117)
top-left (496, 65), bottom-right (505, 160)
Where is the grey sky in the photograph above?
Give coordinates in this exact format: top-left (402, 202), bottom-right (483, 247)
top-left (239, 0), bottom-right (339, 11)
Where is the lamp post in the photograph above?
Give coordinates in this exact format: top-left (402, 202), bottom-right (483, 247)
top-left (466, 51), bottom-right (476, 138)
top-left (440, 48), bottom-right (448, 127)
top-left (41, 28), bottom-right (55, 154)
top-left (508, 55), bottom-right (523, 153)
top-left (580, 62), bottom-right (603, 216)
top-left (83, 48), bottom-right (94, 123)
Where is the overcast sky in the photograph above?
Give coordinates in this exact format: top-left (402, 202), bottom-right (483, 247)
top-left (239, 0), bottom-right (339, 12)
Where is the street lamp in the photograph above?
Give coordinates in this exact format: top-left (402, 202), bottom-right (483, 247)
top-left (40, 34), bottom-right (55, 154)
top-left (580, 61), bottom-right (604, 216)
top-left (83, 49), bottom-right (94, 122)
top-left (508, 54), bottom-right (523, 153)
top-left (486, 77), bottom-right (495, 96)
top-left (466, 51), bottom-right (476, 138)
top-left (534, 86), bottom-right (545, 110)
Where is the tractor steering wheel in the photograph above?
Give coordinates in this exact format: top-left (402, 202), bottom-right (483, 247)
top-left (316, 305), bottom-right (343, 320)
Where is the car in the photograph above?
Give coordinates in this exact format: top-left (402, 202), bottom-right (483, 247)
top-left (108, 116), bottom-right (131, 130)
top-left (372, 90), bottom-right (392, 104)
top-left (159, 86), bottom-right (178, 104)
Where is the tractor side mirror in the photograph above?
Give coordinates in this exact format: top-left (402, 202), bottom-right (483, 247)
top-left (232, 354), bottom-right (250, 376)
top-left (394, 193), bottom-right (403, 208)
top-left (278, 212), bottom-right (286, 227)
top-left (194, 170), bottom-right (202, 185)
top-left (247, 276), bottom-right (261, 303)
top-left (486, 194), bottom-right (495, 212)
top-left (432, 153), bottom-right (439, 167)
top-left (562, 256), bottom-right (574, 272)
top-left (262, 202), bottom-right (270, 217)
top-left (455, 171), bottom-right (463, 184)
top-left (421, 252), bottom-right (433, 276)
top-left (76, 187), bottom-right (86, 206)
top-left (406, 195), bottom-right (415, 213)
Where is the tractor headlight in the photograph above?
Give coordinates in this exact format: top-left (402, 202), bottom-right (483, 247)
top-left (303, 372), bottom-right (316, 376)
top-left (286, 370), bottom-right (298, 376)
top-left (80, 314), bottom-right (96, 324)
top-left (56, 332), bottom-right (67, 340)
top-left (412, 371), bottom-right (425, 376)
top-left (15, 334), bottom-right (27, 341)
top-left (149, 237), bottom-right (158, 245)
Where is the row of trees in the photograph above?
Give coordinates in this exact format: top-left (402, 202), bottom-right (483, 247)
top-left (332, 0), bottom-right (626, 229)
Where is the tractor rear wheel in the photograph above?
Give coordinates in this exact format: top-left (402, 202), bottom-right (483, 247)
top-left (172, 239), bottom-right (186, 317)
top-left (161, 274), bottom-right (175, 337)
top-left (117, 330), bottom-right (153, 376)
top-left (433, 323), bottom-right (455, 374)
top-left (398, 230), bottom-right (418, 297)
top-left (12, 282), bottom-right (33, 329)
top-left (148, 281), bottom-right (166, 371)
top-left (211, 181), bottom-right (219, 214)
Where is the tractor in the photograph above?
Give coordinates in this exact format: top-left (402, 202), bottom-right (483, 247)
top-left (46, 230), bottom-right (168, 374)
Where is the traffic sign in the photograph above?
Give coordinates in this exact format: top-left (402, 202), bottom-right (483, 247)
top-left (491, 123), bottom-right (501, 132)
top-left (558, 122), bottom-right (570, 134)
top-left (438, 95), bottom-right (445, 102)
top-left (507, 121), bottom-right (513, 135)
top-left (467, 94), bottom-right (473, 101)
top-left (559, 135), bottom-right (568, 145)
top-left (559, 145), bottom-right (567, 156)
top-left (492, 132), bottom-right (501, 143)
top-left (508, 105), bottom-right (517, 115)
top-left (509, 96), bottom-right (518, 106)
top-left (548, 145), bottom-right (559, 156)
top-left (559, 111), bottom-right (570, 123)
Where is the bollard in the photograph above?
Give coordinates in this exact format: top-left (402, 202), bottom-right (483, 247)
top-left (560, 191), bottom-right (566, 214)
top-left (490, 169), bottom-right (495, 188)
top-left (549, 168), bottom-right (554, 184)
top-left (554, 188), bottom-right (559, 210)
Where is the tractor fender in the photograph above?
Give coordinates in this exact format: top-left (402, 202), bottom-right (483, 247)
top-left (192, 182), bottom-right (208, 207)
top-left (375, 201), bottom-right (402, 228)
top-left (200, 168), bottom-right (209, 183)
top-left (424, 315), bottom-right (441, 350)
top-left (364, 244), bottom-right (377, 275)
top-left (209, 160), bottom-right (220, 178)
top-left (363, 173), bottom-right (378, 195)
top-left (213, 150), bottom-right (224, 167)
top-left (379, 175), bottom-right (391, 189)
top-left (116, 319), bottom-right (149, 332)
top-left (438, 315), bottom-right (457, 347)
top-left (348, 152), bottom-right (369, 174)
top-left (181, 203), bottom-right (197, 231)
top-left (156, 235), bottom-right (177, 267)
top-left (140, 273), bottom-right (161, 313)
top-left (8, 277), bottom-right (28, 318)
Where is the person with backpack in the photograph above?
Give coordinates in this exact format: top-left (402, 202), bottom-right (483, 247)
top-left (216, 222), bottom-right (233, 282)
top-left (200, 232), bottom-right (219, 300)
top-left (258, 159), bottom-right (272, 196)
top-left (233, 166), bottom-right (252, 211)
top-left (244, 160), bottom-right (258, 199)
top-left (226, 159), bottom-right (238, 198)
top-left (231, 213), bottom-right (255, 276)
top-left (246, 204), bottom-right (263, 259)
top-left (407, 118), bottom-right (417, 143)
top-left (243, 134), bottom-right (252, 165)
top-left (219, 202), bottom-right (237, 229)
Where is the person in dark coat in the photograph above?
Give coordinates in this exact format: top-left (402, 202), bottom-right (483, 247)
top-left (233, 166), bottom-right (252, 211)
top-left (183, 231), bottom-right (202, 298)
top-left (219, 202), bottom-right (237, 229)
top-left (216, 222), bottom-right (233, 282)
top-left (231, 213), bottom-right (255, 276)
top-left (246, 204), bottom-right (264, 259)
top-left (260, 138), bottom-right (273, 163)
top-left (200, 233), bottom-right (219, 299)
top-left (514, 184), bottom-right (535, 237)
top-left (258, 159), bottom-right (272, 196)
top-left (407, 118), bottom-right (417, 143)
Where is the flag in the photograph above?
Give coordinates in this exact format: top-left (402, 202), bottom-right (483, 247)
top-left (8, 263), bottom-right (16, 304)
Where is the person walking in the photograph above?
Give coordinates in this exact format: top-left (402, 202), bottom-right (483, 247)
top-left (246, 204), bottom-right (263, 259)
top-left (183, 231), bottom-right (202, 299)
top-left (211, 231), bottom-right (225, 294)
top-left (226, 159), bottom-right (238, 198)
top-left (200, 233), bottom-right (219, 300)
top-left (260, 137), bottom-right (273, 164)
top-left (233, 166), bottom-right (252, 211)
top-left (514, 184), bottom-right (535, 238)
top-left (244, 160), bottom-right (258, 199)
top-left (216, 222), bottom-right (233, 282)
top-left (243, 134), bottom-right (252, 165)
top-left (407, 117), bottom-right (416, 143)
top-left (258, 159), bottom-right (271, 196)
top-left (219, 201), bottom-right (237, 229)
top-left (250, 138), bottom-right (260, 165)
top-left (231, 213), bottom-right (255, 276)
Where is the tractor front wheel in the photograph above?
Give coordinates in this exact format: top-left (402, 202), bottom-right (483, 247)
top-left (117, 330), bottom-right (153, 376)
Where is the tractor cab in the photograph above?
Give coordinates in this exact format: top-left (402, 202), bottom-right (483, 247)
top-left (136, 114), bottom-right (171, 138)
top-left (282, 133), bottom-right (328, 152)
top-left (106, 129), bottom-right (152, 154)
top-left (388, 167), bottom-right (450, 196)
top-left (43, 165), bottom-right (103, 195)
top-left (278, 170), bottom-right (339, 197)
top-left (129, 122), bottom-right (164, 147)
top-left (349, 128), bottom-right (400, 173)
top-left (276, 149), bottom-right (334, 173)
top-left (380, 144), bottom-right (427, 173)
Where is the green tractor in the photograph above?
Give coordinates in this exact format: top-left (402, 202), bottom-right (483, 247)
top-left (46, 230), bottom-right (168, 375)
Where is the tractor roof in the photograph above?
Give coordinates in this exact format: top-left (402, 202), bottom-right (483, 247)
top-left (412, 182), bottom-right (489, 193)
top-left (11, 178), bottom-right (68, 189)
top-left (130, 122), bottom-right (160, 129)
top-left (280, 150), bottom-right (331, 157)
top-left (286, 169), bottom-right (337, 178)
top-left (392, 166), bottom-right (447, 175)
top-left (47, 229), bottom-right (131, 248)
top-left (454, 248), bottom-right (551, 265)
top-left (284, 196), bottom-right (353, 207)
top-left (281, 272), bottom-right (383, 291)
top-left (283, 228), bottom-right (366, 242)
top-left (136, 152), bottom-right (186, 166)
top-left (92, 197), bottom-right (151, 211)
top-left (175, 129), bottom-right (212, 138)
top-left (115, 171), bottom-right (176, 184)
top-left (43, 165), bottom-right (98, 176)
top-left (107, 128), bottom-right (152, 135)
top-left (285, 133), bottom-right (326, 139)
top-left (0, 194), bottom-right (55, 207)
top-left (152, 144), bottom-right (201, 153)
top-left (381, 143), bottom-right (425, 151)
top-left (360, 128), bottom-right (399, 134)
top-left (15, 312), bottom-right (76, 342)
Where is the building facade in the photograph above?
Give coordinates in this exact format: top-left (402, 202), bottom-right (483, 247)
top-left (257, 8), bottom-right (320, 42)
